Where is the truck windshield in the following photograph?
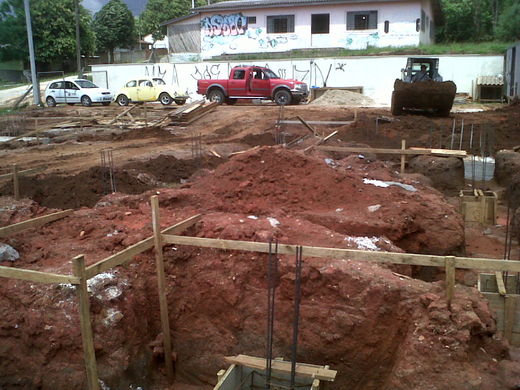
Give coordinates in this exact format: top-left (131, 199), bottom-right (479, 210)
top-left (263, 69), bottom-right (279, 79)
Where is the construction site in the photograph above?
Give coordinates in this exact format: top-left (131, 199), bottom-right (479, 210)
top-left (1, 93), bottom-right (520, 390)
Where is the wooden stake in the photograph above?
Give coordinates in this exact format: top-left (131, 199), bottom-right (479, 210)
top-left (504, 295), bottom-right (517, 343)
top-left (12, 164), bottom-right (19, 200)
top-left (400, 139), bottom-right (406, 174)
top-left (151, 196), bottom-right (174, 381)
top-left (445, 256), bottom-right (456, 306)
top-left (72, 255), bottom-right (100, 390)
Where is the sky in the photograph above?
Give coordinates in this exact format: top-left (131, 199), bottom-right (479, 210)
top-left (82, 0), bottom-right (146, 16)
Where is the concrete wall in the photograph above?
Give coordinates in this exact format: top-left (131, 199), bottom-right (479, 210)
top-left (169, 1), bottom-right (433, 58)
top-left (92, 54), bottom-right (504, 105)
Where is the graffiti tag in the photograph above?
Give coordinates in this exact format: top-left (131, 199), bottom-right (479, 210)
top-left (202, 13), bottom-right (248, 37)
top-left (145, 65), bottom-right (167, 79)
top-left (190, 64), bottom-right (222, 80)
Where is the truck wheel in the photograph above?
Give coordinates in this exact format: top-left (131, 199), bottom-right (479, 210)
top-left (208, 89), bottom-right (225, 104)
top-left (390, 92), bottom-right (403, 115)
top-left (274, 89), bottom-right (291, 106)
top-left (225, 98), bottom-right (237, 105)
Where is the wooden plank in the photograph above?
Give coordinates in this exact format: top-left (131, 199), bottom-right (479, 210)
top-left (495, 271), bottom-right (507, 295)
top-left (84, 214), bottom-right (201, 279)
top-left (317, 146), bottom-right (467, 158)
top-left (445, 256), bottom-right (456, 305)
top-left (0, 209), bottom-right (73, 238)
top-left (280, 120), bottom-right (353, 125)
top-left (162, 234), bottom-right (520, 273)
top-left (73, 255), bottom-right (100, 390)
top-left (0, 166), bottom-right (45, 181)
top-left (224, 355), bottom-right (336, 381)
top-left (504, 295), bottom-right (517, 343)
top-left (151, 196), bottom-right (174, 381)
top-left (296, 115), bottom-right (319, 136)
top-left (228, 146), bottom-right (260, 157)
top-left (0, 265), bottom-right (80, 284)
top-left (304, 130), bottom-right (339, 153)
top-left (12, 164), bottom-right (19, 200)
top-left (108, 105), bottom-right (138, 125)
top-left (400, 139), bottom-right (406, 174)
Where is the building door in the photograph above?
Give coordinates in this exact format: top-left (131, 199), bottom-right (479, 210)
top-left (311, 14), bottom-right (330, 47)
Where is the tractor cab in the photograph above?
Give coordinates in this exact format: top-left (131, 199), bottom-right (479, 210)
top-left (401, 58), bottom-right (443, 83)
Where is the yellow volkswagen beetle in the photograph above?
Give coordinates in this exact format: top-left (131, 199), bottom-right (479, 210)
top-left (115, 77), bottom-right (188, 106)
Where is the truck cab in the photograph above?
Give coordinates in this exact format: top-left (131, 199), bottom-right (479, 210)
top-left (197, 66), bottom-right (308, 105)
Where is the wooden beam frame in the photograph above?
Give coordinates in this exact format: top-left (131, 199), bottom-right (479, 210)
top-left (317, 145), bottom-right (467, 158)
top-left (161, 234), bottom-right (520, 273)
top-left (0, 209), bottom-right (73, 238)
top-left (0, 265), bottom-right (80, 284)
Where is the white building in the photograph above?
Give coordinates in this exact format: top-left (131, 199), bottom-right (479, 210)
top-left (163, 0), bottom-right (441, 59)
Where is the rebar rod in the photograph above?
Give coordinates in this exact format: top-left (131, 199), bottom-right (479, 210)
top-left (265, 240), bottom-right (278, 390)
top-left (450, 118), bottom-right (456, 150)
top-left (459, 119), bottom-right (464, 150)
top-left (290, 246), bottom-right (303, 390)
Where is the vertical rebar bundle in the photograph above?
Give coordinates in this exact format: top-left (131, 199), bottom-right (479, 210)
top-left (100, 148), bottom-right (116, 194)
top-left (191, 132), bottom-right (203, 160)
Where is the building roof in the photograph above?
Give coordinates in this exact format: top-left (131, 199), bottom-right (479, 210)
top-left (193, 0), bottom-right (440, 17)
top-left (160, 12), bottom-right (199, 27)
top-left (163, 0), bottom-right (442, 26)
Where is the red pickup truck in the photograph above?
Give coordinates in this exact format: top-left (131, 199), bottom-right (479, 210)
top-left (197, 66), bottom-right (309, 105)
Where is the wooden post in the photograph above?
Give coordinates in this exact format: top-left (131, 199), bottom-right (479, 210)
top-left (72, 255), bottom-right (100, 390)
top-left (445, 256), bottom-right (456, 306)
top-left (504, 295), bottom-right (517, 343)
top-left (12, 164), bottom-right (20, 200)
top-left (151, 195), bottom-right (174, 381)
top-left (400, 139), bottom-right (406, 174)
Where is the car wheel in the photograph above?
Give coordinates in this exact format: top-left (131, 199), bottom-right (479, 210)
top-left (117, 94), bottom-right (129, 106)
top-left (81, 95), bottom-right (92, 107)
top-left (102, 102), bottom-right (111, 106)
top-left (174, 99), bottom-right (186, 105)
top-left (159, 92), bottom-right (173, 105)
top-left (46, 96), bottom-right (56, 107)
top-left (208, 89), bottom-right (225, 104)
top-left (225, 98), bottom-right (238, 105)
top-left (67, 103), bottom-right (76, 106)
top-left (274, 89), bottom-right (291, 106)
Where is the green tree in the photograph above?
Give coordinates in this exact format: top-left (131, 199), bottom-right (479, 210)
top-left (93, 0), bottom-right (136, 63)
top-left (0, 0), bottom-right (95, 67)
top-left (437, 0), bottom-right (494, 42)
top-left (138, 0), bottom-right (191, 42)
top-left (495, 0), bottom-right (520, 41)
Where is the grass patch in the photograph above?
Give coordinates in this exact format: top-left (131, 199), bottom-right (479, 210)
top-left (209, 41), bottom-right (513, 61)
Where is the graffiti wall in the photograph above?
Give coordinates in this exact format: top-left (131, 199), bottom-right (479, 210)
top-left (92, 55), bottom-right (504, 105)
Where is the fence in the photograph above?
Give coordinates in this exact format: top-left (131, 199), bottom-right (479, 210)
top-left (1, 195), bottom-right (520, 389)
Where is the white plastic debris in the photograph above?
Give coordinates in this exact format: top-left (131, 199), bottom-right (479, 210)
top-left (363, 178), bottom-right (417, 192)
top-left (267, 217), bottom-right (280, 227)
top-left (247, 215), bottom-right (258, 220)
top-left (367, 204), bottom-right (381, 212)
top-left (344, 236), bottom-right (381, 251)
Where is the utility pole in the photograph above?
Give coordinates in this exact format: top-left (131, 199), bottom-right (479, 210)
top-left (75, 0), bottom-right (82, 78)
top-left (23, 0), bottom-right (41, 106)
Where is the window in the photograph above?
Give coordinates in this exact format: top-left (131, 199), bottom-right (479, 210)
top-left (421, 10), bottom-right (425, 32)
top-left (416, 18), bottom-right (420, 32)
top-left (429, 20), bottom-right (435, 39)
top-left (384, 20), bottom-right (389, 33)
top-left (139, 80), bottom-right (152, 87)
top-left (65, 81), bottom-right (78, 90)
top-left (347, 11), bottom-right (377, 30)
top-left (233, 70), bottom-right (246, 79)
top-left (75, 80), bottom-right (97, 88)
top-left (247, 16), bottom-right (256, 24)
top-left (49, 82), bottom-right (59, 89)
top-left (153, 78), bottom-right (166, 85)
top-left (126, 80), bottom-right (137, 87)
top-left (267, 15), bottom-right (295, 33)
top-left (311, 14), bottom-right (330, 34)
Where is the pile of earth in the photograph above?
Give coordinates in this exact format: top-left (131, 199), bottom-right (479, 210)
top-left (2, 146), bottom-right (519, 390)
top-left (310, 90), bottom-right (376, 107)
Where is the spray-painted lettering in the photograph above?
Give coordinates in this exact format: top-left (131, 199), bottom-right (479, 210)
top-left (202, 13), bottom-right (248, 37)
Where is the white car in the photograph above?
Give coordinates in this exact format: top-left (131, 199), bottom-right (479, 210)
top-left (45, 79), bottom-right (113, 107)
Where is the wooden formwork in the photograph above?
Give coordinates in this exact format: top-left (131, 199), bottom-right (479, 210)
top-left (479, 273), bottom-right (520, 346)
top-left (459, 189), bottom-right (497, 225)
